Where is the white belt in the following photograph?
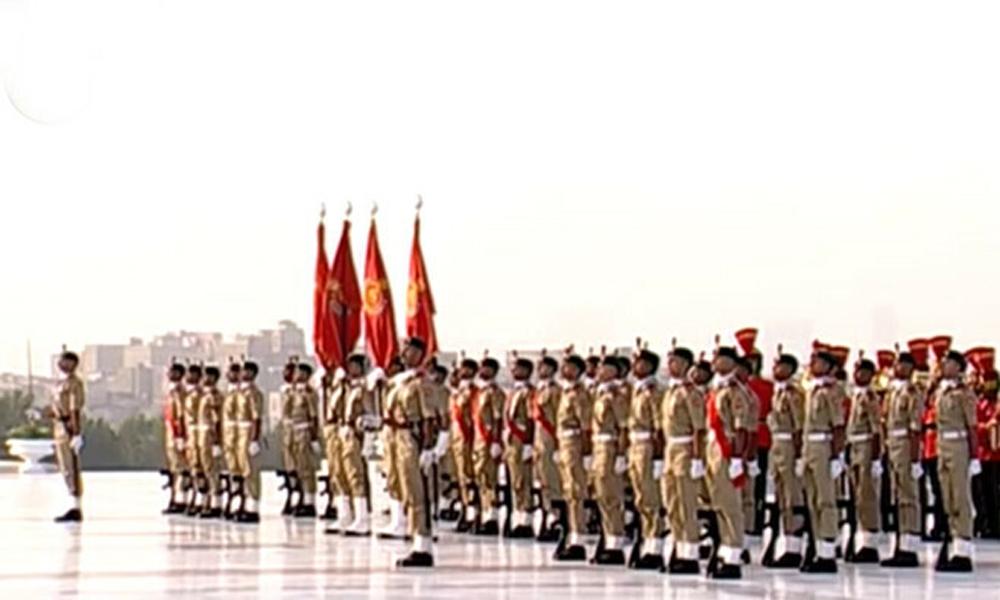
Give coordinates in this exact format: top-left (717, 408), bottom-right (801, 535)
top-left (667, 435), bottom-right (693, 445)
top-left (236, 421), bottom-right (254, 429)
top-left (940, 430), bottom-right (968, 441)
top-left (593, 433), bottom-right (615, 443)
top-left (806, 432), bottom-right (831, 442)
top-left (558, 429), bottom-right (580, 439)
top-left (773, 432), bottom-right (794, 442)
top-left (189, 425), bottom-right (210, 431)
top-left (629, 431), bottom-right (652, 442)
top-left (291, 423), bottom-right (312, 432)
top-left (848, 433), bottom-right (872, 443)
top-left (889, 428), bottom-right (910, 439)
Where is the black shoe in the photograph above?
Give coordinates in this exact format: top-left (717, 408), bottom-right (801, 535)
top-left (633, 553), bottom-right (665, 571)
top-left (476, 520), bottom-right (499, 536)
top-left (555, 545), bottom-right (587, 561)
top-left (163, 503), bottom-right (185, 515)
top-left (294, 505), bottom-right (317, 518)
top-left (710, 563), bottom-right (742, 579)
top-left (699, 545), bottom-right (713, 560)
top-left (666, 558), bottom-right (700, 575)
top-left (199, 508), bottom-right (222, 520)
top-left (769, 552), bottom-right (803, 569)
top-left (740, 549), bottom-right (751, 565)
top-left (537, 528), bottom-right (561, 543)
top-left (396, 551), bottom-right (434, 568)
top-left (880, 551), bottom-right (918, 568)
top-left (322, 505), bottom-right (337, 521)
top-left (281, 503), bottom-right (295, 516)
top-left (456, 519), bottom-right (473, 533)
top-left (509, 525), bottom-right (535, 539)
top-left (186, 504), bottom-right (201, 517)
top-left (237, 512), bottom-right (260, 524)
top-left (936, 555), bottom-right (973, 572)
top-left (591, 549), bottom-right (626, 565)
top-left (439, 508), bottom-right (460, 521)
top-left (851, 547), bottom-right (880, 564)
top-left (54, 509), bottom-right (82, 523)
top-left (801, 558), bottom-right (837, 573)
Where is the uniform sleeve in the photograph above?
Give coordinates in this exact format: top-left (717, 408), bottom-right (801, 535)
top-left (307, 390), bottom-right (319, 421)
top-left (732, 388), bottom-right (751, 431)
top-left (867, 393), bottom-right (881, 433)
top-left (250, 390), bottom-right (262, 421)
top-left (613, 389), bottom-right (629, 430)
top-left (652, 388), bottom-right (664, 431)
top-left (963, 390), bottom-right (977, 429)
top-left (906, 390), bottom-right (921, 432)
top-left (829, 388), bottom-right (847, 428)
top-left (688, 388), bottom-right (707, 431)
top-left (578, 390), bottom-right (594, 431)
top-left (70, 379), bottom-right (85, 411)
top-left (791, 388), bottom-right (805, 431)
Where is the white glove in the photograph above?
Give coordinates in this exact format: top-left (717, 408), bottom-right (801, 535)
top-left (830, 454), bottom-right (846, 480)
top-left (174, 438), bottom-right (186, 452)
top-left (552, 451), bottom-right (560, 464)
top-left (310, 440), bottom-right (322, 455)
top-left (521, 445), bottom-right (534, 462)
top-left (583, 455), bottom-right (593, 470)
top-left (248, 441), bottom-right (261, 457)
top-left (794, 458), bottom-right (805, 477)
top-left (614, 455), bottom-right (628, 475)
top-left (362, 432), bottom-right (379, 459)
top-left (332, 367), bottom-right (346, 383)
top-left (490, 442), bottom-right (503, 459)
top-left (419, 450), bottom-right (435, 473)
top-left (653, 459), bottom-right (665, 479)
top-left (969, 458), bottom-right (983, 478)
top-left (365, 368), bottom-right (386, 391)
top-left (728, 457), bottom-right (744, 481)
top-left (910, 462), bottom-right (924, 480)
top-left (212, 444), bottom-right (222, 458)
top-left (70, 436), bottom-right (84, 454)
top-left (870, 460), bottom-right (883, 478)
top-left (361, 414), bottom-right (382, 430)
top-left (747, 460), bottom-right (761, 478)
top-left (432, 431), bottom-right (450, 460)
top-left (690, 458), bottom-right (706, 480)
top-left (339, 425), bottom-right (353, 441)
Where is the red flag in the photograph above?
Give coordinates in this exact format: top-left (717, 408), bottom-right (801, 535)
top-left (313, 220), bottom-right (336, 369)
top-left (363, 219), bottom-right (399, 369)
top-left (327, 219), bottom-right (362, 368)
top-left (406, 215), bottom-right (438, 357)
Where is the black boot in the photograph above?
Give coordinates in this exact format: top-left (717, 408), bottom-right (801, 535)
top-left (801, 557), bottom-right (837, 573)
top-left (396, 552), bottom-right (434, 568)
top-left (634, 553), bottom-right (664, 571)
top-left (591, 549), bottom-right (626, 566)
top-left (666, 549), bottom-right (700, 575)
top-left (294, 504), bottom-right (317, 518)
top-left (163, 503), bottom-right (185, 515)
top-left (237, 512), bottom-right (260, 524)
top-left (509, 525), bottom-right (534, 539)
top-left (852, 546), bottom-right (880, 564)
top-left (54, 509), bottom-right (82, 523)
top-left (199, 507), bottom-right (223, 519)
top-left (476, 520), bottom-right (499, 536)
top-left (769, 552), bottom-right (803, 569)
top-left (555, 545), bottom-right (587, 561)
top-left (881, 550), bottom-right (918, 568)
top-left (710, 562), bottom-right (742, 579)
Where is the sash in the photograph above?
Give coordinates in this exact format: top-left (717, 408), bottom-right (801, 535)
top-left (451, 398), bottom-right (473, 444)
top-left (506, 390), bottom-right (530, 444)
top-left (707, 388), bottom-right (746, 488)
top-left (531, 389), bottom-right (557, 440)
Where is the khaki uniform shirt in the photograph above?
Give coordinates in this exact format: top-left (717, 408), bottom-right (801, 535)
top-left (52, 374), bottom-right (85, 439)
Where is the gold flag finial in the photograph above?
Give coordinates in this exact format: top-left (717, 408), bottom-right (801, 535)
top-left (346, 201), bottom-right (353, 218)
top-left (416, 194), bottom-right (423, 213)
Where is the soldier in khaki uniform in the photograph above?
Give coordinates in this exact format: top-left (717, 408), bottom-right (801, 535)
top-left (800, 350), bottom-right (847, 573)
top-left (195, 367), bottom-right (225, 518)
top-left (880, 352), bottom-right (924, 567)
top-left (704, 347), bottom-right (750, 579)
top-left (287, 363), bottom-right (322, 517)
top-left (377, 357), bottom-right (411, 538)
top-left (627, 349), bottom-right (664, 570)
top-left (235, 361), bottom-right (264, 523)
top-left (533, 355), bottom-right (563, 541)
top-left (764, 353), bottom-right (806, 568)
top-left (505, 358), bottom-right (536, 538)
top-left (326, 354), bottom-right (373, 536)
top-left (162, 362), bottom-right (188, 515)
top-left (448, 359), bottom-right (478, 531)
top-left (181, 364), bottom-right (205, 516)
top-left (845, 359), bottom-right (883, 562)
top-left (590, 356), bottom-right (629, 565)
top-left (735, 358), bottom-right (761, 556)
top-left (554, 355), bottom-right (593, 562)
top-left (662, 347), bottom-right (707, 574)
top-left (472, 358), bottom-right (505, 535)
top-left (320, 368), bottom-right (344, 521)
top-left (221, 362), bottom-right (242, 518)
top-left (389, 337), bottom-right (438, 568)
top-left (50, 350), bottom-right (85, 522)
top-left (278, 360), bottom-right (298, 514)
top-left (424, 364), bottom-right (453, 520)
top-left (934, 350), bottom-right (980, 572)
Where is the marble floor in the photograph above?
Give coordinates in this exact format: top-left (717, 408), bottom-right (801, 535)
top-left (0, 472), bottom-right (996, 599)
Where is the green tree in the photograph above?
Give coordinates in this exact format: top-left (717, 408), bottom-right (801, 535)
top-left (0, 390), bottom-right (32, 458)
top-left (117, 414), bottom-right (164, 469)
top-left (80, 417), bottom-right (124, 469)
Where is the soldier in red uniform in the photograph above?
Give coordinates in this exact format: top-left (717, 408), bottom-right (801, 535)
top-left (969, 348), bottom-right (999, 538)
top-left (909, 338), bottom-right (947, 540)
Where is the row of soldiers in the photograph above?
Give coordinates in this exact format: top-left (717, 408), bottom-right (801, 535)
top-left (158, 334), bottom-right (992, 575)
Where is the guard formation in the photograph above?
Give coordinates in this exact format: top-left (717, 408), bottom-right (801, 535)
top-left (47, 330), bottom-right (999, 577)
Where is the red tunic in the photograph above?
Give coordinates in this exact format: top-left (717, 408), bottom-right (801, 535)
top-left (922, 401), bottom-right (938, 460)
top-left (976, 398), bottom-right (1000, 462)
top-left (748, 377), bottom-right (774, 450)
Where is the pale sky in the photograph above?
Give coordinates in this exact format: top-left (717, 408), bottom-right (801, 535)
top-left (2, 1), bottom-right (999, 375)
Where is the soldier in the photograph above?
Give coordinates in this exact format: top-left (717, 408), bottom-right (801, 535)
top-left (554, 354), bottom-right (593, 561)
top-left (765, 352), bottom-right (806, 568)
top-left (533, 355), bottom-right (563, 541)
top-left (704, 346), bottom-right (750, 579)
top-left (734, 357), bottom-right (761, 558)
top-left (278, 359), bottom-right (298, 515)
top-left (221, 361), bottom-right (242, 518)
top-left (590, 356), bottom-right (629, 565)
top-left (327, 354), bottom-right (373, 536)
top-left (424, 364), bottom-right (454, 520)
top-left (746, 351), bottom-right (774, 537)
top-left (880, 352), bottom-right (924, 567)
top-left (933, 350), bottom-right (979, 572)
top-left (627, 349), bottom-right (664, 570)
top-left (448, 358), bottom-right (478, 532)
top-left (505, 357), bottom-right (536, 538)
top-left (196, 366), bottom-right (224, 518)
top-left (378, 356), bottom-right (410, 538)
top-left (321, 368), bottom-right (344, 521)
top-left (845, 358), bottom-right (882, 562)
top-left (288, 362), bottom-right (322, 517)
top-left (584, 354), bottom-right (600, 393)
top-left (388, 337), bottom-right (437, 568)
top-left (471, 357), bottom-right (505, 535)
top-left (799, 350), bottom-right (847, 573)
top-left (235, 361), bottom-right (264, 523)
top-left (182, 364), bottom-right (205, 516)
top-left (50, 350), bottom-right (85, 522)
top-left (661, 347), bottom-right (706, 574)
top-left (162, 361), bottom-right (188, 514)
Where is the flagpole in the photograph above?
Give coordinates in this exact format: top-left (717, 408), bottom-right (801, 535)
top-left (340, 201), bottom-right (353, 364)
